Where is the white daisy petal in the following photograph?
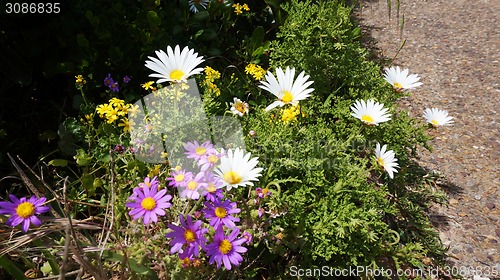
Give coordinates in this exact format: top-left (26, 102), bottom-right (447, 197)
top-left (374, 143), bottom-right (399, 179)
top-left (260, 67), bottom-right (314, 111)
top-left (144, 45), bottom-right (205, 84)
top-left (350, 99), bottom-right (391, 126)
top-left (214, 148), bottom-right (263, 190)
top-left (423, 108), bottom-right (454, 127)
top-left (383, 66), bottom-right (422, 92)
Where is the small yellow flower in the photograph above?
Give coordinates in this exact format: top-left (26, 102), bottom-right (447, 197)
top-left (127, 104), bottom-right (140, 118)
top-left (141, 81), bottom-right (155, 90)
top-left (148, 165), bottom-right (162, 177)
top-left (281, 105), bottom-right (301, 123)
top-left (232, 3), bottom-right (249, 15)
top-left (109, 97), bottom-right (125, 107)
top-left (75, 75), bottom-right (86, 85)
top-left (245, 63), bottom-right (267, 81)
top-left (96, 103), bottom-right (113, 117)
top-left (118, 118), bottom-right (134, 133)
top-left (204, 66), bottom-right (221, 80)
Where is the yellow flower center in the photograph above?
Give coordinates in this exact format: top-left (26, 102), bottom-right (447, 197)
top-left (234, 102), bottom-right (247, 114)
top-left (170, 69), bottom-right (184, 81)
top-left (393, 82), bottom-right (403, 89)
top-left (219, 239), bottom-right (232, 254)
top-left (208, 155), bottom-right (218, 164)
top-left (214, 207), bottom-right (227, 218)
top-left (377, 157), bottom-right (385, 168)
top-left (16, 202), bottom-right (35, 219)
top-left (361, 115), bottom-right (374, 123)
top-left (207, 183), bottom-right (216, 193)
top-left (431, 120), bottom-right (439, 126)
top-left (262, 188), bottom-right (269, 195)
top-left (184, 229), bottom-right (196, 242)
top-left (174, 174), bottom-right (185, 182)
top-left (223, 171), bottom-right (242, 185)
top-left (141, 197), bottom-right (156, 211)
top-left (281, 91), bottom-right (294, 104)
top-left (187, 181), bottom-right (198, 190)
top-left (195, 147), bottom-right (206, 156)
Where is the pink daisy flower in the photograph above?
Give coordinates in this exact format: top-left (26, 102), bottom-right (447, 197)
top-left (166, 214), bottom-right (208, 259)
top-left (184, 140), bottom-right (215, 162)
top-left (205, 227), bottom-right (247, 270)
top-left (179, 172), bottom-right (206, 200)
top-left (202, 199), bottom-right (240, 229)
top-left (166, 167), bottom-right (193, 188)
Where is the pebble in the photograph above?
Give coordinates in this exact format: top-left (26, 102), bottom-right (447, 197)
top-left (474, 195), bottom-right (482, 200)
top-left (496, 228), bottom-right (500, 238)
top-left (485, 202), bottom-right (495, 210)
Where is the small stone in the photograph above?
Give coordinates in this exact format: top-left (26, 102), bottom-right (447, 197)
top-left (458, 212), bottom-right (468, 217)
top-left (485, 202), bottom-right (495, 209)
top-left (449, 198), bottom-right (459, 205)
top-left (474, 195), bottom-right (482, 200)
top-left (495, 228), bottom-right (500, 238)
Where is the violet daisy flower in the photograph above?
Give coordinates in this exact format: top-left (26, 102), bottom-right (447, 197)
top-left (122, 75), bottom-right (131, 84)
top-left (138, 176), bottom-right (159, 189)
top-left (179, 172), bottom-right (206, 200)
top-left (126, 186), bottom-right (172, 224)
top-left (202, 199), bottom-right (240, 229)
top-left (166, 167), bottom-right (193, 188)
top-left (203, 172), bottom-right (224, 202)
top-left (184, 140), bottom-right (215, 162)
top-left (104, 74), bottom-right (114, 87)
top-left (197, 150), bottom-right (223, 172)
top-left (0, 195), bottom-right (51, 232)
top-left (109, 82), bottom-right (120, 92)
top-left (255, 187), bottom-right (272, 198)
top-left (205, 227), bottom-right (247, 270)
top-left (166, 214), bottom-right (208, 259)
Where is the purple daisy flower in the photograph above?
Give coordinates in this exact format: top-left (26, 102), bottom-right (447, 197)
top-left (123, 75), bottom-right (131, 84)
top-left (202, 199), bottom-right (240, 229)
top-left (242, 231), bottom-right (253, 245)
top-left (203, 172), bottom-right (224, 202)
top-left (125, 185), bottom-right (172, 224)
top-left (197, 150), bottom-right (223, 171)
top-left (109, 82), bottom-right (120, 92)
top-left (205, 227), bottom-right (247, 270)
top-left (138, 176), bottom-right (159, 189)
top-left (166, 214), bottom-right (208, 259)
top-left (179, 172), bottom-right (206, 200)
top-left (0, 195), bottom-right (51, 232)
top-left (104, 73), bottom-right (114, 87)
top-left (184, 140), bottom-right (215, 162)
top-left (255, 187), bottom-right (272, 198)
top-left (166, 167), bottom-right (193, 188)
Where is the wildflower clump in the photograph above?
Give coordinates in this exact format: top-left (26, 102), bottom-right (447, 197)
top-left (245, 63), bottom-right (267, 81)
top-left (95, 98), bottom-right (135, 132)
top-left (203, 66), bottom-right (221, 96)
top-left (232, 3), bottom-right (250, 15)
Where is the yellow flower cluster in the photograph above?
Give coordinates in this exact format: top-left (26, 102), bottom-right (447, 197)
top-left (96, 98), bottom-right (137, 132)
top-left (204, 66), bottom-right (221, 96)
top-left (232, 3), bottom-right (249, 15)
top-left (141, 81), bottom-right (156, 91)
top-left (245, 63), bottom-right (267, 81)
top-left (75, 75), bottom-right (86, 85)
top-left (281, 105), bottom-right (302, 123)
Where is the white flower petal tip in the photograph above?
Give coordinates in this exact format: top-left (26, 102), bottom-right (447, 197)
top-left (350, 99), bottom-right (392, 126)
top-left (189, 0), bottom-right (209, 13)
top-left (374, 143), bottom-right (399, 179)
top-left (383, 66), bottom-right (423, 92)
top-left (423, 108), bottom-right (454, 128)
top-left (259, 66), bottom-right (314, 111)
top-left (144, 45), bottom-right (205, 84)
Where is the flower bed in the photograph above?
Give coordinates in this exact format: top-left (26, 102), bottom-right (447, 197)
top-left (0, 0), bottom-right (455, 279)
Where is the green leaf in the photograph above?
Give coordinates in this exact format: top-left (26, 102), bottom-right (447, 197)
top-left (146, 11), bottom-right (161, 28)
top-left (102, 251), bottom-right (158, 280)
top-left (0, 255), bottom-right (28, 280)
top-left (192, 11), bottom-right (209, 22)
top-left (74, 149), bottom-right (91, 166)
top-left (194, 29), bottom-right (217, 41)
top-left (48, 159), bottom-right (69, 167)
top-left (76, 33), bottom-right (89, 50)
top-left (249, 26), bottom-right (265, 53)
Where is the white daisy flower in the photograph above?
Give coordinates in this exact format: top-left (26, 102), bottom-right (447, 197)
top-left (145, 45), bottom-right (205, 84)
top-left (374, 143), bottom-right (399, 179)
top-left (350, 99), bottom-right (392, 126)
top-left (259, 66), bottom-right (314, 111)
top-left (423, 108), bottom-right (454, 127)
top-left (189, 0), bottom-right (209, 13)
top-left (214, 148), bottom-right (263, 190)
top-left (230, 97), bottom-right (249, 117)
top-left (383, 66), bottom-right (423, 92)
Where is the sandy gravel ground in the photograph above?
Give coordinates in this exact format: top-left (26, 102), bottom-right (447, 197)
top-left (357, 0), bottom-right (499, 277)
